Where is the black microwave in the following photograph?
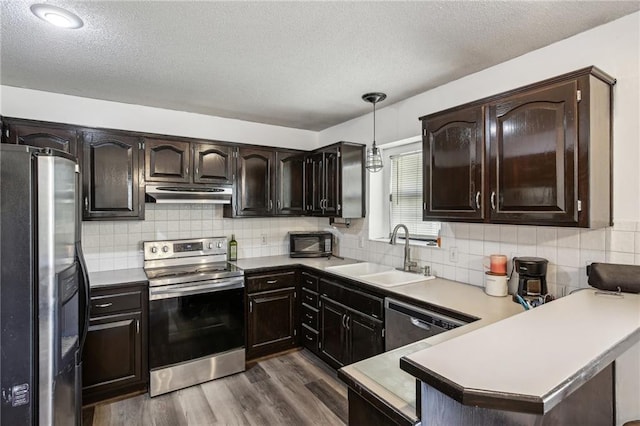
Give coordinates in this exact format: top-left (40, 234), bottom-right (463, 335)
top-left (289, 231), bottom-right (333, 258)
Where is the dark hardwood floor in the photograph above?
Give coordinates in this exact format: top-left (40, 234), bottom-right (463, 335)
top-left (84, 349), bottom-right (347, 426)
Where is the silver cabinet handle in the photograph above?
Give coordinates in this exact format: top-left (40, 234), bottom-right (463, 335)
top-left (249, 300), bottom-right (253, 313)
top-left (305, 313), bottom-right (313, 319)
top-left (269, 199), bottom-right (273, 210)
top-left (490, 191), bottom-right (496, 210)
top-left (195, 167), bottom-right (199, 175)
top-left (136, 319), bottom-right (140, 334)
top-left (266, 280), bottom-right (278, 284)
top-left (341, 314), bottom-right (347, 328)
top-left (345, 315), bottom-right (350, 330)
top-left (84, 197), bottom-right (88, 211)
top-left (305, 334), bottom-right (313, 342)
top-left (186, 167), bottom-right (189, 176)
top-left (475, 191), bottom-right (481, 210)
top-left (94, 303), bottom-right (112, 308)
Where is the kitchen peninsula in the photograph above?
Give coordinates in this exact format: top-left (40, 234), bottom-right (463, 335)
top-left (400, 290), bottom-right (640, 425)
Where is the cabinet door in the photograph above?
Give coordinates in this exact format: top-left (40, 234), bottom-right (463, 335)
top-left (4, 121), bottom-right (78, 157)
top-left (488, 80), bottom-right (578, 225)
top-left (423, 105), bottom-right (484, 221)
top-left (82, 312), bottom-right (142, 394)
top-left (144, 138), bottom-right (190, 183)
top-left (319, 297), bottom-right (347, 368)
top-left (82, 131), bottom-right (143, 220)
top-left (347, 310), bottom-right (384, 364)
top-left (322, 148), bottom-right (340, 216)
top-left (193, 143), bottom-right (234, 184)
top-left (306, 153), bottom-right (324, 214)
top-left (275, 151), bottom-right (306, 216)
top-left (235, 147), bottom-right (274, 216)
top-left (247, 288), bottom-right (296, 359)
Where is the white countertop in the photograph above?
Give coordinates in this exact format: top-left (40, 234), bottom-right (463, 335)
top-left (231, 254), bottom-right (358, 271)
top-left (401, 289), bottom-right (640, 414)
top-left (89, 268), bottom-right (148, 288)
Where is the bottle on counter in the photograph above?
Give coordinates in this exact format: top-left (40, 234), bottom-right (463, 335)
top-left (229, 234), bottom-right (238, 261)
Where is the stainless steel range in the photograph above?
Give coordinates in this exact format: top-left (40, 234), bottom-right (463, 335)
top-left (143, 237), bottom-right (245, 397)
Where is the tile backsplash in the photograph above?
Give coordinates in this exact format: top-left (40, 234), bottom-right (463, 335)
top-left (84, 206), bottom-right (640, 299)
top-left (336, 220), bottom-right (640, 299)
top-left (81, 204), bottom-right (325, 272)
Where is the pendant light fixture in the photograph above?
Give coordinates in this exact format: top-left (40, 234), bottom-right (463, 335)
top-left (362, 92), bottom-right (386, 173)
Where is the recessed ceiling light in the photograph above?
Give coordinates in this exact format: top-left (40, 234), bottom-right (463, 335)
top-left (30, 4), bottom-right (84, 29)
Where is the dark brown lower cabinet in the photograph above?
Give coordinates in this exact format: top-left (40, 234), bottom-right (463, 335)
top-left (318, 278), bottom-right (384, 369)
top-left (82, 283), bottom-right (148, 405)
top-left (247, 288), bottom-right (297, 359)
top-left (245, 269), bottom-right (298, 360)
top-left (348, 389), bottom-right (408, 426)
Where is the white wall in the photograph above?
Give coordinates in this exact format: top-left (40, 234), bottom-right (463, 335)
top-left (0, 86), bottom-right (319, 149)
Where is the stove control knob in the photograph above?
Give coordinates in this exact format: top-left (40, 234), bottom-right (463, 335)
top-left (162, 245), bottom-right (169, 253)
top-left (217, 241), bottom-right (223, 248)
top-left (208, 242), bottom-right (214, 249)
top-left (151, 247), bottom-right (158, 254)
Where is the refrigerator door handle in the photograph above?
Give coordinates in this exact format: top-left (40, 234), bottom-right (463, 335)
top-left (76, 242), bottom-right (91, 359)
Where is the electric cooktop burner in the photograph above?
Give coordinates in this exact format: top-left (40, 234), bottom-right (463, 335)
top-left (143, 237), bottom-right (244, 287)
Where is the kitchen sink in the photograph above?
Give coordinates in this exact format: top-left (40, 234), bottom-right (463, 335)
top-left (325, 262), bottom-right (434, 287)
top-left (325, 262), bottom-right (395, 277)
top-left (360, 270), bottom-right (435, 287)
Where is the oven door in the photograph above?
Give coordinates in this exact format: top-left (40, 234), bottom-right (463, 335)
top-left (148, 277), bottom-right (244, 370)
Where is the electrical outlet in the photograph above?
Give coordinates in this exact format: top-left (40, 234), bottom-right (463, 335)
top-left (358, 237), bottom-right (365, 248)
top-left (261, 234), bottom-right (267, 245)
top-left (449, 246), bottom-right (458, 263)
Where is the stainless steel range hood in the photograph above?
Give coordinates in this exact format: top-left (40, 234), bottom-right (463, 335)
top-left (145, 183), bottom-right (232, 204)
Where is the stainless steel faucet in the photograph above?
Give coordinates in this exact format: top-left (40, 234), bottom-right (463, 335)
top-left (389, 224), bottom-right (418, 272)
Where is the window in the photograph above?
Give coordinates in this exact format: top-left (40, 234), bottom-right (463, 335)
top-left (389, 150), bottom-right (440, 240)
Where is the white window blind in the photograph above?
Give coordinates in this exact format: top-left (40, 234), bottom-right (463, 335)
top-left (389, 151), bottom-right (440, 239)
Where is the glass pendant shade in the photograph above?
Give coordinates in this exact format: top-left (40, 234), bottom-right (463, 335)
top-left (366, 143), bottom-right (383, 173)
top-left (362, 92), bottom-right (386, 173)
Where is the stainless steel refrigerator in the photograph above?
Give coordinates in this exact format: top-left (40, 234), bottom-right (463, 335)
top-left (1, 144), bottom-right (90, 425)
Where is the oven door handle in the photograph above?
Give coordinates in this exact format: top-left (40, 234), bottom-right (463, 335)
top-left (149, 278), bottom-right (245, 300)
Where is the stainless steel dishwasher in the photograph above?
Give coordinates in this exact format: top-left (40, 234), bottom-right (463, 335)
top-left (384, 298), bottom-right (469, 351)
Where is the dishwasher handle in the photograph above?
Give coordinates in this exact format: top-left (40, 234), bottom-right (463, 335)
top-left (410, 317), bottom-right (432, 330)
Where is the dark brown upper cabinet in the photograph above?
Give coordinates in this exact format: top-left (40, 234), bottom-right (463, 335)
top-left (231, 147), bottom-right (274, 217)
top-left (225, 147), bottom-right (306, 217)
top-left (305, 142), bottom-right (366, 218)
top-left (193, 143), bottom-right (233, 184)
top-left (82, 130), bottom-right (144, 220)
top-left (421, 66), bottom-right (614, 228)
top-left (275, 151), bottom-right (306, 216)
top-left (144, 138), bottom-right (190, 183)
top-left (2, 118), bottom-right (78, 157)
top-left (423, 105), bottom-right (484, 221)
top-left (488, 80), bottom-right (578, 225)
top-left (144, 138), bottom-right (233, 185)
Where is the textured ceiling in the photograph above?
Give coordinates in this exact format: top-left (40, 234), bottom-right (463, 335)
top-left (1, 1), bottom-right (638, 131)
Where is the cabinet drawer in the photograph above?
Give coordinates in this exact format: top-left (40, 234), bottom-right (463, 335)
top-left (301, 288), bottom-right (318, 308)
top-left (90, 290), bottom-right (142, 317)
top-left (246, 270), bottom-right (296, 293)
top-left (301, 324), bottom-right (319, 353)
top-left (301, 305), bottom-right (319, 330)
top-left (319, 279), bottom-right (383, 320)
top-left (301, 272), bottom-right (319, 292)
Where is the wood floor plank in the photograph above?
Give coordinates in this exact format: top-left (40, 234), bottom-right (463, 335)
top-left (174, 385), bottom-right (217, 425)
top-left (85, 349), bottom-right (348, 426)
top-left (305, 379), bottom-right (349, 424)
top-left (259, 357), bottom-right (346, 425)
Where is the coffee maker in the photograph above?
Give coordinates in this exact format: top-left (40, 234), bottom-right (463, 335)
top-left (513, 257), bottom-right (548, 305)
